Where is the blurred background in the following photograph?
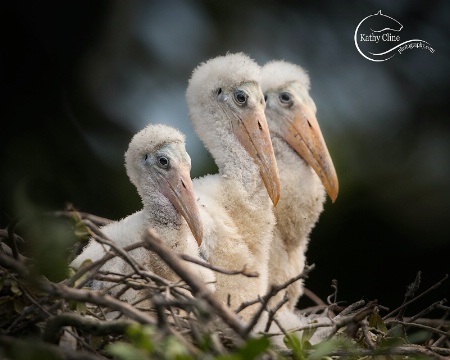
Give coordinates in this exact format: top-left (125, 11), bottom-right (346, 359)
top-left (1, 1), bottom-right (448, 312)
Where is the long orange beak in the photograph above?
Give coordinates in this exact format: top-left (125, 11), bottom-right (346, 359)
top-left (157, 166), bottom-right (204, 245)
top-left (232, 108), bottom-right (281, 206)
top-left (282, 106), bottom-right (339, 202)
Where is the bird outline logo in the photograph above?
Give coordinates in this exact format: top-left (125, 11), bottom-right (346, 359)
top-left (354, 10), bottom-right (434, 62)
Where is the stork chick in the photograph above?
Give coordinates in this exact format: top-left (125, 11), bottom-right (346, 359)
top-left (71, 124), bottom-right (215, 303)
top-left (261, 61), bottom-right (338, 310)
top-left (185, 53), bottom-right (281, 319)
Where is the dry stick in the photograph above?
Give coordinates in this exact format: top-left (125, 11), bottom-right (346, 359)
top-left (383, 274), bottom-right (448, 320)
top-left (0, 251), bottom-right (156, 326)
top-left (66, 240), bottom-right (148, 287)
top-left (303, 287), bottom-right (326, 306)
top-left (388, 299), bottom-right (448, 338)
top-left (359, 319), bottom-right (375, 349)
top-left (264, 293), bottom-right (289, 333)
top-left (5, 281), bottom-right (55, 334)
top-left (235, 265), bottom-right (315, 315)
top-left (6, 219), bottom-right (20, 260)
top-left (73, 221), bottom-right (186, 299)
top-left (0, 335), bottom-right (105, 360)
top-left (243, 265), bottom-right (315, 337)
top-left (387, 319), bottom-right (449, 338)
top-left (408, 299), bottom-right (447, 323)
top-left (337, 299), bottom-right (366, 317)
top-left (397, 271), bottom-right (422, 321)
top-left (52, 210), bottom-right (112, 227)
top-left (82, 219), bottom-right (144, 275)
top-left (181, 254), bottom-right (259, 277)
top-left (280, 345), bottom-right (449, 360)
top-left (142, 228), bottom-right (247, 339)
top-left (438, 304), bottom-right (450, 312)
top-left (310, 302), bottom-right (378, 342)
top-left (43, 313), bottom-right (134, 344)
top-left (43, 283), bottom-right (156, 325)
top-left (327, 279), bottom-right (338, 305)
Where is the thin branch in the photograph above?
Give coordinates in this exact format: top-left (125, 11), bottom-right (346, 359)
top-left (303, 287), bottom-right (326, 306)
top-left (0, 335), bottom-right (105, 360)
top-left (280, 344), bottom-right (449, 360)
top-left (387, 319), bottom-right (449, 337)
top-left (0, 251), bottom-right (156, 326)
top-left (264, 293), bottom-right (289, 332)
top-left (396, 271), bottom-right (421, 321)
top-left (180, 254), bottom-right (259, 277)
top-left (327, 279), bottom-right (338, 305)
top-left (142, 228), bottom-right (247, 339)
top-left (383, 274), bottom-right (448, 320)
top-left (52, 210), bottom-right (112, 227)
top-left (43, 313), bottom-right (135, 344)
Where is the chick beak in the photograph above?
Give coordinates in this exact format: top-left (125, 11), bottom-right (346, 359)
top-left (233, 108), bottom-right (281, 206)
top-left (158, 166), bottom-right (204, 245)
top-left (282, 106), bottom-right (339, 202)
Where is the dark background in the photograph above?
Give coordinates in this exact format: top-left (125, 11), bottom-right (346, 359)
top-left (1, 1), bottom-right (449, 313)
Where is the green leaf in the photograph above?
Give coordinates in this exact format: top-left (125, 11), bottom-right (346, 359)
top-left (236, 336), bottom-right (270, 359)
top-left (76, 301), bottom-right (87, 315)
top-left (368, 312), bottom-right (388, 333)
top-left (74, 221), bottom-right (90, 240)
top-left (162, 336), bottom-right (191, 360)
top-left (126, 324), bottom-right (155, 353)
top-left (107, 342), bottom-right (149, 360)
top-left (10, 280), bottom-right (22, 295)
top-left (13, 299), bottom-right (26, 314)
top-left (284, 333), bottom-right (306, 360)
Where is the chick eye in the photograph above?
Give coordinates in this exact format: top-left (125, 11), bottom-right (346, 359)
top-left (157, 155), bottom-right (170, 169)
top-left (279, 92), bottom-right (292, 104)
top-left (234, 90), bottom-right (248, 105)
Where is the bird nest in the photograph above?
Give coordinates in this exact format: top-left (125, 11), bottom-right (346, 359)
top-left (0, 208), bottom-right (449, 359)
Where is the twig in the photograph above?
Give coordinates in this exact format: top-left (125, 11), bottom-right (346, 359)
top-left (142, 228), bottom-right (247, 339)
top-left (397, 271), bottom-right (421, 321)
top-left (408, 299), bottom-right (447, 323)
top-left (327, 279), bottom-right (338, 305)
top-left (180, 254), bottom-right (259, 277)
top-left (387, 319), bottom-right (449, 337)
top-left (0, 251), bottom-right (156, 326)
top-left (264, 293), bottom-right (289, 332)
top-left (303, 287), bottom-right (326, 306)
top-left (383, 274), bottom-right (448, 320)
top-left (243, 265), bottom-right (315, 337)
top-left (43, 313), bottom-right (135, 344)
top-left (6, 219), bottom-right (20, 260)
top-left (280, 344), bottom-right (449, 360)
top-left (52, 210), bottom-right (112, 227)
top-left (0, 335), bottom-right (105, 360)
top-left (360, 319), bottom-right (375, 349)
top-left (42, 283), bottom-right (157, 325)
top-left (66, 241), bottom-right (148, 288)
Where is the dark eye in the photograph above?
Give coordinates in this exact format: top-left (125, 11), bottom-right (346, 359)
top-left (157, 155), bottom-right (170, 169)
top-left (234, 90), bottom-right (248, 105)
top-left (264, 95), bottom-right (268, 102)
top-left (279, 92), bottom-right (292, 104)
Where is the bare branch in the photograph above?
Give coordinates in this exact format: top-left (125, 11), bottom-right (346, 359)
top-left (383, 274), bottom-right (448, 320)
top-left (180, 254), bottom-right (259, 277)
top-left (142, 228), bottom-right (247, 339)
top-left (0, 335), bottom-right (105, 360)
top-left (43, 313), bottom-right (134, 344)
